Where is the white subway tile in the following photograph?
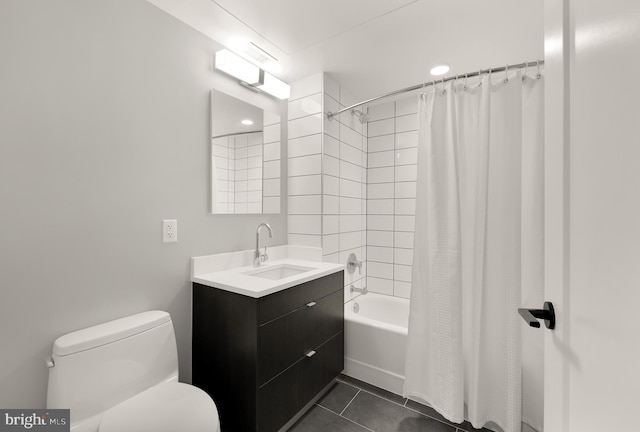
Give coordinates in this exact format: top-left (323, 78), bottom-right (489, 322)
top-left (368, 118), bottom-right (394, 137)
top-left (323, 252), bottom-right (340, 264)
top-left (395, 164), bottom-right (417, 182)
top-left (289, 115), bottom-right (322, 139)
top-left (247, 179), bottom-right (262, 191)
top-left (247, 191), bottom-right (262, 202)
top-left (263, 142), bottom-right (280, 162)
top-left (288, 93), bottom-right (322, 120)
top-left (324, 134), bottom-right (340, 158)
top-left (367, 215), bottom-right (394, 231)
top-left (395, 215), bottom-right (416, 232)
top-left (323, 215), bottom-right (339, 235)
top-left (368, 167), bottom-right (395, 183)
top-left (248, 156), bottom-right (262, 169)
top-left (323, 234), bottom-right (339, 255)
top-left (323, 174), bottom-right (340, 196)
top-left (340, 123), bottom-right (364, 150)
top-left (394, 248), bottom-right (414, 265)
top-left (395, 148), bottom-right (419, 166)
top-left (368, 183), bottom-right (394, 199)
top-left (368, 230), bottom-right (394, 247)
top-left (368, 199), bottom-right (394, 215)
top-left (394, 281), bottom-right (412, 299)
top-left (248, 144), bottom-right (262, 158)
top-left (236, 147), bottom-right (248, 159)
top-left (396, 113), bottom-right (418, 133)
top-left (340, 142), bottom-right (363, 166)
top-left (368, 134), bottom-right (395, 153)
top-left (340, 178), bottom-right (362, 198)
top-left (394, 264), bottom-right (412, 282)
top-left (289, 134), bottom-right (321, 158)
top-left (263, 178), bottom-right (280, 195)
top-left (264, 123), bottom-right (281, 143)
top-left (323, 155), bottom-right (340, 177)
top-left (264, 111), bottom-right (280, 126)
top-left (338, 111), bottom-right (363, 135)
top-left (395, 182), bottom-right (416, 199)
top-left (368, 246), bottom-right (394, 263)
top-left (324, 195), bottom-right (339, 214)
top-left (289, 195), bottom-right (321, 215)
top-left (263, 197), bottom-right (280, 214)
top-left (235, 203), bottom-right (248, 213)
top-left (288, 174), bottom-right (321, 195)
top-left (396, 130), bottom-right (418, 149)
top-left (395, 198), bottom-right (416, 215)
top-left (395, 231), bottom-right (415, 248)
top-left (340, 160), bottom-right (364, 183)
top-left (340, 231), bottom-right (362, 251)
top-left (288, 233), bottom-right (322, 248)
top-left (367, 277), bottom-right (393, 295)
top-left (340, 196), bottom-right (362, 215)
top-left (289, 154), bottom-right (321, 176)
top-left (290, 73), bottom-right (322, 100)
top-left (235, 181), bottom-right (247, 192)
top-left (263, 160), bottom-right (279, 179)
top-left (367, 101), bottom-right (395, 122)
top-left (368, 262), bottom-right (394, 279)
top-left (368, 150), bottom-right (394, 168)
top-left (289, 215), bottom-right (321, 235)
top-left (340, 214), bottom-right (363, 233)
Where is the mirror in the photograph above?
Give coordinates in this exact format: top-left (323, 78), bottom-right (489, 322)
top-left (210, 89), bottom-right (281, 214)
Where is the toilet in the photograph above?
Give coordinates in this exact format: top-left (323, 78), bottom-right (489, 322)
top-left (46, 310), bottom-right (220, 432)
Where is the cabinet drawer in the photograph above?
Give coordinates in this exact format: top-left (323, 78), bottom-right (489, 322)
top-left (257, 331), bottom-right (344, 432)
top-left (258, 290), bottom-right (343, 385)
top-left (257, 271), bottom-right (343, 324)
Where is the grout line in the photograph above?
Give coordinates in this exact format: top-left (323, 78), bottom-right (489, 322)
top-left (315, 403), bottom-right (376, 432)
top-left (339, 388), bottom-right (361, 416)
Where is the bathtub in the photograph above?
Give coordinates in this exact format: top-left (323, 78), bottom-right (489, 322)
top-left (344, 293), bottom-right (409, 395)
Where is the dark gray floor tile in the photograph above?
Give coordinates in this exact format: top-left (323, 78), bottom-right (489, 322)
top-left (289, 405), bottom-right (371, 432)
top-left (338, 374), bottom-right (407, 405)
top-left (317, 381), bottom-right (360, 414)
top-left (405, 399), bottom-right (456, 426)
top-left (342, 391), bottom-right (456, 432)
top-left (405, 400), bottom-right (493, 432)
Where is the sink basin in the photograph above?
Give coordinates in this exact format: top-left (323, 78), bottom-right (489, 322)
top-left (243, 263), bottom-right (315, 280)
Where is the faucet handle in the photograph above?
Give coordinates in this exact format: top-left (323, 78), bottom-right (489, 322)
top-left (347, 253), bottom-right (362, 274)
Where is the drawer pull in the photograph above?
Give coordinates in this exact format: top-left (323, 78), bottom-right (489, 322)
top-left (305, 350), bottom-right (316, 358)
top-left (306, 301), bottom-right (317, 307)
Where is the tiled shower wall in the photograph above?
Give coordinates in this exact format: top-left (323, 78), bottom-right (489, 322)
top-left (287, 73), bottom-right (367, 300)
top-left (365, 97), bottom-right (419, 299)
top-left (287, 73), bottom-right (419, 300)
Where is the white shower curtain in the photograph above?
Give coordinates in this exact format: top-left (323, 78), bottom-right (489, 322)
top-left (404, 71), bottom-right (544, 432)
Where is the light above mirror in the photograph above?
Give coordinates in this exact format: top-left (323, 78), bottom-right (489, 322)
top-left (214, 49), bottom-right (291, 100)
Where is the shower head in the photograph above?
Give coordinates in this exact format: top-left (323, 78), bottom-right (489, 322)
top-left (351, 109), bottom-right (371, 124)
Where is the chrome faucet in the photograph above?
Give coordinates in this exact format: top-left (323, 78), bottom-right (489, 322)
top-left (254, 222), bottom-right (273, 267)
top-left (350, 284), bottom-right (368, 295)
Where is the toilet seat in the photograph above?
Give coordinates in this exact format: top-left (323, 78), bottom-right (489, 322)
top-left (98, 382), bottom-right (220, 432)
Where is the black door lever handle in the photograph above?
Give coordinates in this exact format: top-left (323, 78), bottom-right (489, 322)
top-left (518, 302), bottom-right (555, 329)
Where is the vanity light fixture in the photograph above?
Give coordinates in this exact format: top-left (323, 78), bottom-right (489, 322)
top-left (214, 49), bottom-right (291, 100)
top-left (430, 64), bottom-right (450, 76)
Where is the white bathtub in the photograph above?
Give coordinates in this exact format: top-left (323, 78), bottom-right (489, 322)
top-left (344, 293), bottom-right (409, 395)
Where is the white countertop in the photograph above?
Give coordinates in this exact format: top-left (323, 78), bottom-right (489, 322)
top-left (191, 245), bottom-right (344, 298)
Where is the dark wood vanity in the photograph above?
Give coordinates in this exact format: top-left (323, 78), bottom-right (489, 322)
top-left (192, 270), bottom-right (344, 432)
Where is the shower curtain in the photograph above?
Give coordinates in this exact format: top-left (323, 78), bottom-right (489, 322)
top-left (404, 71), bottom-right (544, 432)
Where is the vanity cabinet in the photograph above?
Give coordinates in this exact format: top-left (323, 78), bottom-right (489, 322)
top-left (192, 270), bottom-right (344, 432)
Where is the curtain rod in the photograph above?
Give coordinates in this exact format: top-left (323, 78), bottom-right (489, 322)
top-left (325, 59), bottom-right (544, 120)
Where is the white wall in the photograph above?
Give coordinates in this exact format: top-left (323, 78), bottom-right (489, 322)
top-left (0, 0), bottom-right (287, 408)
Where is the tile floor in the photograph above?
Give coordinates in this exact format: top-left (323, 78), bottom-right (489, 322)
top-left (290, 375), bottom-right (492, 432)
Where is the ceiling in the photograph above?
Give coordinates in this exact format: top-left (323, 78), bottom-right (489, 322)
top-left (147, 0), bottom-right (543, 102)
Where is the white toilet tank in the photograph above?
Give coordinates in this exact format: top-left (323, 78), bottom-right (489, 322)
top-left (47, 311), bottom-right (179, 429)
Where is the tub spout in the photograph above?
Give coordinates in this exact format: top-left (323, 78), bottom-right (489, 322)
top-left (350, 284), bottom-right (368, 295)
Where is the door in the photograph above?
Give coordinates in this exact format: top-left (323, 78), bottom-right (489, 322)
top-left (544, 0), bottom-right (640, 430)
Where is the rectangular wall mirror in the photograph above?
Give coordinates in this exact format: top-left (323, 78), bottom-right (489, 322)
top-left (210, 89), bottom-right (281, 214)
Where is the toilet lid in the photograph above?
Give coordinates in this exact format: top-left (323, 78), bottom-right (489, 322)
top-left (99, 382), bottom-right (219, 432)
